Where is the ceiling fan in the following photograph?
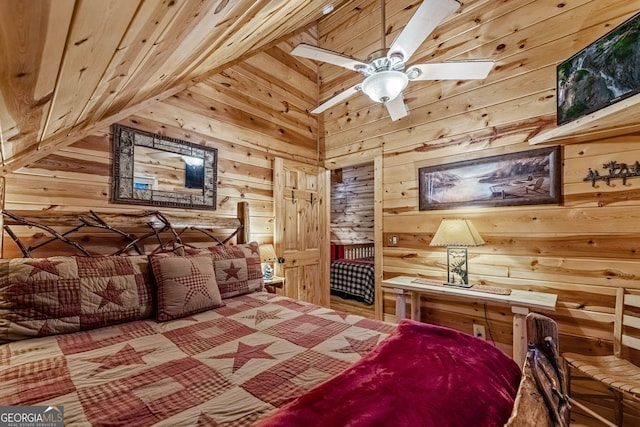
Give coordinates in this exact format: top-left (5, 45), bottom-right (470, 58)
top-left (291, 0), bottom-right (494, 121)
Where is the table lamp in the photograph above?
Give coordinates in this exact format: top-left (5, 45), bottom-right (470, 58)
top-left (259, 244), bottom-right (278, 281)
top-left (429, 219), bottom-right (485, 288)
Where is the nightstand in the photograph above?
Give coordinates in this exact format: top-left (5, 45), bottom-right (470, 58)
top-left (264, 276), bottom-right (285, 294)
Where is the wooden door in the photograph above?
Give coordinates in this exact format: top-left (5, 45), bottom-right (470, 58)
top-left (274, 157), bottom-right (329, 306)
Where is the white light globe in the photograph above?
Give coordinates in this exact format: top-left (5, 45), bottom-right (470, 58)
top-left (361, 71), bottom-right (409, 103)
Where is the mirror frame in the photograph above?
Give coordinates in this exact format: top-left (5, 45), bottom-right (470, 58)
top-left (111, 124), bottom-right (217, 210)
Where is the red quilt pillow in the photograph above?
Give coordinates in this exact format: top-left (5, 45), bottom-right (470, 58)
top-left (0, 255), bottom-right (153, 343)
top-left (207, 242), bottom-right (264, 299)
top-left (149, 254), bottom-right (223, 321)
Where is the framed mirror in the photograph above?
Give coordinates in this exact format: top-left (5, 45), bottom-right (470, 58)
top-left (111, 124), bottom-right (217, 210)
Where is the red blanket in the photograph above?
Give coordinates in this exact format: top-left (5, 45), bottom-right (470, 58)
top-left (257, 319), bottom-right (521, 427)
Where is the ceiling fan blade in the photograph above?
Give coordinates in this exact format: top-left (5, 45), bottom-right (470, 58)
top-left (385, 94), bottom-right (408, 121)
top-left (291, 43), bottom-right (367, 72)
top-left (311, 84), bottom-right (361, 114)
top-left (409, 61), bottom-right (495, 80)
top-left (389, 0), bottom-right (460, 63)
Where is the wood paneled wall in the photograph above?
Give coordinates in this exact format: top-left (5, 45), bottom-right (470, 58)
top-left (1, 31), bottom-right (320, 257)
top-left (319, 0), bottom-right (640, 423)
top-left (2, 0), bottom-right (640, 423)
top-left (330, 162), bottom-right (374, 244)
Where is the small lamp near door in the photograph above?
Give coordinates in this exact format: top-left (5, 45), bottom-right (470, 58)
top-left (429, 219), bottom-right (485, 288)
top-left (259, 244), bottom-right (278, 281)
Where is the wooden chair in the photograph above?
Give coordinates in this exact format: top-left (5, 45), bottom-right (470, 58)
top-left (563, 287), bottom-right (640, 426)
top-left (525, 177), bottom-right (545, 194)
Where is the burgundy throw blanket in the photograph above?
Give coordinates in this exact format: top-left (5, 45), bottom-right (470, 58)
top-left (256, 319), bottom-right (522, 427)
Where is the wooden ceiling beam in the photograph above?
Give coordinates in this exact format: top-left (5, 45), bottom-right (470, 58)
top-left (0, 20), bottom-right (321, 176)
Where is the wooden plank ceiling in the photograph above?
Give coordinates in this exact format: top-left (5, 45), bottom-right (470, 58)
top-left (0, 0), bottom-right (351, 175)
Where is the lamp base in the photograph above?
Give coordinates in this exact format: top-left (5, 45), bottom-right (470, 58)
top-left (443, 282), bottom-right (473, 288)
top-left (446, 246), bottom-right (469, 288)
top-left (262, 263), bottom-right (273, 281)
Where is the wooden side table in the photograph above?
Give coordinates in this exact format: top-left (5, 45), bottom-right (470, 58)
top-left (381, 276), bottom-right (557, 366)
top-left (264, 276), bottom-right (285, 294)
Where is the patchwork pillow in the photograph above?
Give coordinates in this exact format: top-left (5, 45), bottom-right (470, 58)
top-left (207, 242), bottom-right (264, 299)
top-left (150, 244), bottom-right (208, 257)
top-left (0, 255), bottom-right (153, 343)
top-left (150, 254), bottom-right (223, 322)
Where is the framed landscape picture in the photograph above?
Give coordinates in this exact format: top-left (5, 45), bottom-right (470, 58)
top-left (418, 146), bottom-right (561, 211)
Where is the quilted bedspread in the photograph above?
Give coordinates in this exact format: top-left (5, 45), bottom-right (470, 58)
top-left (0, 292), bottom-right (395, 426)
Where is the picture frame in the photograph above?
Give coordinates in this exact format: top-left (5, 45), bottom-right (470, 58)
top-left (112, 124), bottom-right (217, 210)
top-left (418, 146), bottom-right (561, 211)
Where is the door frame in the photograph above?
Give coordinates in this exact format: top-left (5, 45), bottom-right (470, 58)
top-left (325, 151), bottom-right (383, 320)
top-left (274, 157), bottom-right (330, 306)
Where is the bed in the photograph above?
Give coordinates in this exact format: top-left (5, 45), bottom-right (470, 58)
top-left (0, 204), bottom-right (569, 426)
top-left (0, 289), bottom-right (396, 425)
top-left (330, 243), bottom-right (375, 305)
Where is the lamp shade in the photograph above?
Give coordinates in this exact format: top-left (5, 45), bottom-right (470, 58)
top-left (361, 71), bottom-right (408, 103)
top-left (259, 244), bottom-right (277, 263)
top-left (429, 219), bottom-right (485, 247)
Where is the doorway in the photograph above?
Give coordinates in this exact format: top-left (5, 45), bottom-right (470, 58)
top-left (328, 157), bottom-right (382, 319)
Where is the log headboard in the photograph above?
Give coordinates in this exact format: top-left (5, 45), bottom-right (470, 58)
top-left (1, 201), bottom-right (250, 258)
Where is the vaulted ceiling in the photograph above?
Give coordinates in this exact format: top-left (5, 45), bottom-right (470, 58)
top-left (0, 0), bottom-right (353, 175)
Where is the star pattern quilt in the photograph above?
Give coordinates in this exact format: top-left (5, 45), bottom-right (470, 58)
top-left (0, 292), bottom-right (395, 426)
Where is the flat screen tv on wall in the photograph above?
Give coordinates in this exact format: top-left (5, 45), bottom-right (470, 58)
top-left (557, 11), bottom-right (640, 126)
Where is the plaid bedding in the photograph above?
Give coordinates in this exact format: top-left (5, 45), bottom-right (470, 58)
top-left (330, 258), bottom-right (375, 305)
top-left (0, 292), bottom-right (394, 426)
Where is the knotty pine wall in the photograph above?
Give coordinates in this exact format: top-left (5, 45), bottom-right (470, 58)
top-left (330, 162), bottom-right (375, 244)
top-left (1, 31), bottom-right (320, 258)
top-left (1, 0), bottom-right (639, 422)
top-left (319, 0), bottom-right (640, 423)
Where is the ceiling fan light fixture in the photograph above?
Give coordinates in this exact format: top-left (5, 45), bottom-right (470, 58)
top-left (387, 52), bottom-right (405, 69)
top-left (361, 71), bottom-right (408, 103)
top-left (292, 0), bottom-right (490, 120)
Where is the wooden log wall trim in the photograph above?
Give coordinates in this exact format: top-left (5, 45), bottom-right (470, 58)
top-left (2, 30), bottom-right (319, 258)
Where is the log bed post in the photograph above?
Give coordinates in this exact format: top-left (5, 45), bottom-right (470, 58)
top-left (237, 201), bottom-right (250, 244)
